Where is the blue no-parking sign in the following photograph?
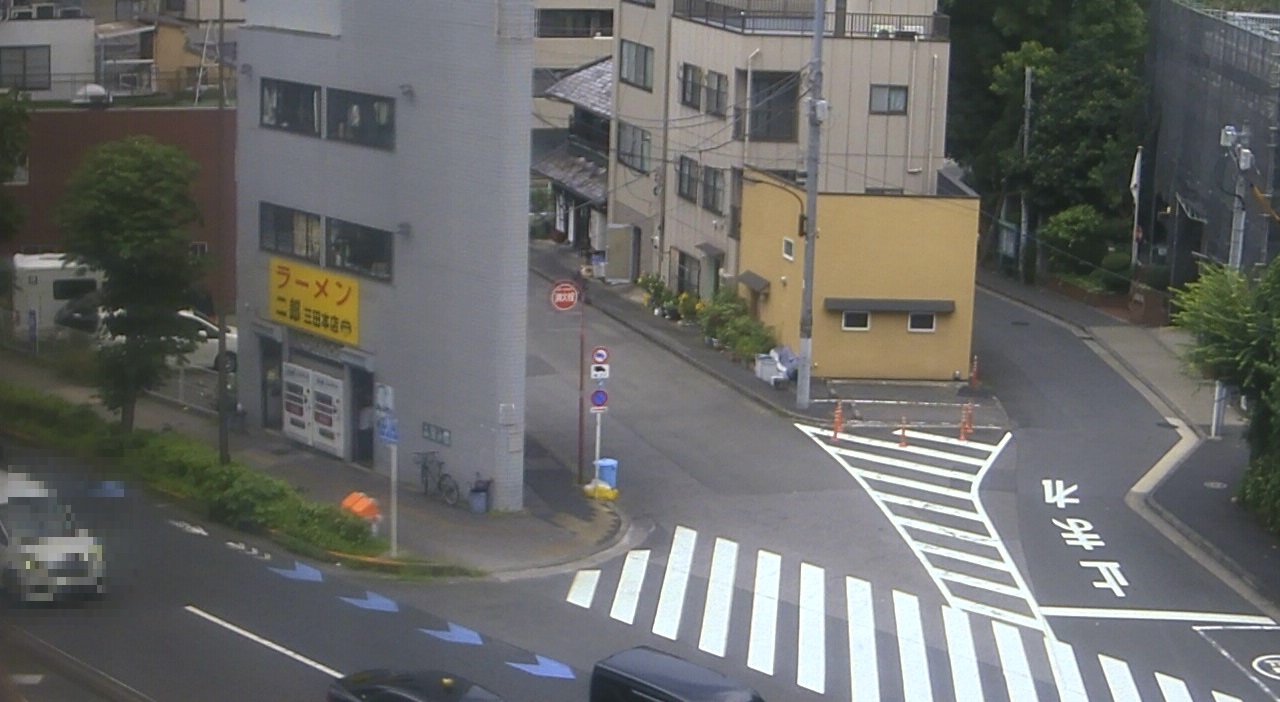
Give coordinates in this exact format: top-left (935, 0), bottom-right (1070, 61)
top-left (377, 416), bottom-right (399, 445)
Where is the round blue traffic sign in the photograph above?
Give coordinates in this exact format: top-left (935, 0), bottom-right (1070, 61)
top-left (590, 389), bottom-right (608, 407)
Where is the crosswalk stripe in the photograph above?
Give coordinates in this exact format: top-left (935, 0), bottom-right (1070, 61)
top-left (697, 537), bottom-right (738, 657)
top-left (992, 620), bottom-right (1038, 701)
top-left (1044, 637), bottom-right (1089, 702)
top-left (566, 569), bottom-right (600, 609)
top-left (1099, 654), bottom-right (1143, 702)
top-left (652, 526), bottom-right (697, 640)
top-left (897, 517), bottom-right (997, 545)
top-left (941, 606), bottom-right (984, 702)
top-left (835, 447), bottom-right (982, 481)
top-left (856, 469), bottom-right (974, 499)
top-left (747, 550), bottom-right (781, 676)
top-left (1212, 692), bottom-right (1245, 702)
top-left (893, 590), bottom-right (935, 702)
top-left (936, 568), bottom-right (1026, 599)
top-left (609, 549), bottom-right (650, 625)
top-left (916, 541), bottom-right (1014, 571)
top-left (846, 577), bottom-right (880, 702)
top-left (949, 596), bottom-right (1042, 631)
top-left (1155, 672), bottom-right (1194, 701)
top-left (902, 428), bottom-right (1001, 451)
top-left (878, 493), bottom-right (985, 521)
top-left (839, 431), bottom-right (991, 465)
top-left (797, 562), bottom-right (826, 693)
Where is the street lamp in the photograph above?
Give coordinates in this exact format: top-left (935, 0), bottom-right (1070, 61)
top-left (1210, 124), bottom-right (1252, 438)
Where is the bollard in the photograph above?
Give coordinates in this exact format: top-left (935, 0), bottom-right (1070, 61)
top-left (899, 417), bottom-right (909, 447)
top-left (965, 402), bottom-right (975, 434)
top-left (959, 405), bottom-right (970, 442)
top-left (831, 402), bottom-right (844, 444)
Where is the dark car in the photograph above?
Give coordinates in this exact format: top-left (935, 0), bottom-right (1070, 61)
top-left (327, 669), bottom-right (504, 702)
top-left (591, 646), bottom-right (765, 702)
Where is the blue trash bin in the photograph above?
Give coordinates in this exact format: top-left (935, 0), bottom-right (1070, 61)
top-left (595, 458), bottom-right (618, 488)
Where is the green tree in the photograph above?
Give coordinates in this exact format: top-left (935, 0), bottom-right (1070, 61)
top-left (56, 136), bottom-right (205, 432)
top-left (0, 90), bottom-right (31, 243)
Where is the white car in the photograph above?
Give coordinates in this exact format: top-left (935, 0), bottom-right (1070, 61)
top-left (0, 489), bottom-right (105, 603)
top-left (92, 308), bottom-right (238, 373)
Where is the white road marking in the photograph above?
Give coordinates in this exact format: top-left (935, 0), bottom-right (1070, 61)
top-left (949, 596), bottom-right (1042, 631)
top-left (796, 562), bottom-right (826, 693)
top-left (833, 447), bottom-right (981, 480)
top-left (877, 493), bottom-right (985, 521)
top-left (936, 568), bottom-right (1026, 599)
top-left (747, 550), bottom-right (781, 676)
top-left (697, 537), bottom-right (738, 657)
top-left (10, 674), bottom-right (44, 686)
top-left (566, 569), bottom-right (600, 609)
top-left (1099, 654), bottom-right (1143, 702)
top-left (1155, 672), bottom-right (1194, 702)
top-left (1042, 606), bottom-right (1275, 626)
top-left (833, 428), bottom-right (993, 462)
top-left (896, 516), bottom-right (997, 545)
top-left (902, 429), bottom-right (1001, 451)
top-left (893, 590), bottom-right (934, 702)
top-left (609, 549), bottom-right (650, 625)
top-left (915, 541), bottom-right (1013, 571)
top-left (184, 605), bottom-right (342, 678)
top-left (846, 576), bottom-right (880, 702)
top-left (992, 620), bottom-right (1038, 701)
top-left (1044, 637), bottom-right (1089, 702)
top-left (652, 526), bottom-right (697, 640)
top-left (1212, 693), bottom-right (1245, 702)
top-left (855, 469), bottom-right (973, 499)
top-left (941, 606), bottom-right (984, 702)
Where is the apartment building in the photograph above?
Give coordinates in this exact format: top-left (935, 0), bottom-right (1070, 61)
top-left (607, 0), bottom-right (951, 296)
top-left (235, 0), bottom-right (532, 511)
top-left (533, 0), bottom-right (614, 153)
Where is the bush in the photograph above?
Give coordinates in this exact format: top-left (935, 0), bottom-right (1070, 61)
top-left (1142, 264), bottom-right (1171, 291)
top-left (700, 288), bottom-right (748, 339)
top-left (1240, 452), bottom-right (1280, 533)
top-left (1091, 251), bottom-right (1132, 293)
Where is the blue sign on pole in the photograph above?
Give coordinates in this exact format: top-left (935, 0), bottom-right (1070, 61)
top-left (377, 416), bottom-right (399, 445)
top-left (590, 389), bottom-right (608, 407)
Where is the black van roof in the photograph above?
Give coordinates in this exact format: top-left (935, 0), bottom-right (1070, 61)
top-left (594, 646), bottom-right (765, 702)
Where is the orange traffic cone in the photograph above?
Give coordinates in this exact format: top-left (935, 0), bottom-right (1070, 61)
top-left (831, 403), bottom-right (844, 444)
top-left (899, 417), bottom-right (909, 447)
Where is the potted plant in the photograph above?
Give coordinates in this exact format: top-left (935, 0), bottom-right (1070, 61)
top-left (677, 292), bottom-right (699, 325)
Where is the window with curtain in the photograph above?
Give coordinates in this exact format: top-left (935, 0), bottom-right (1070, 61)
top-left (260, 78), bottom-right (321, 136)
top-left (259, 202), bottom-right (323, 263)
top-left (870, 84), bottom-right (909, 115)
top-left (326, 88), bottom-right (395, 150)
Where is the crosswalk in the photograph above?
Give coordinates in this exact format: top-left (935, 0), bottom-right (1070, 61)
top-left (562, 424), bottom-right (1254, 701)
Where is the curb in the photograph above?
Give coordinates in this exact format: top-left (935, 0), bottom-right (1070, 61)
top-left (489, 500), bottom-right (629, 579)
top-left (0, 623), bottom-right (157, 702)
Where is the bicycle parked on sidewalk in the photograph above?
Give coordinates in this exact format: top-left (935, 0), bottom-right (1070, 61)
top-left (415, 451), bottom-right (460, 507)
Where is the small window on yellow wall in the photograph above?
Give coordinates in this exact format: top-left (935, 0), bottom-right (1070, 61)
top-left (782, 238), bottom-right (795, 260)
top-left (908, 312), bottom-right (936, 332)
top-left (842, 311), bottom-right (869, 330)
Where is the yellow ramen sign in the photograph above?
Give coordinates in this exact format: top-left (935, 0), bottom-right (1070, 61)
top-left (268, 257), bottom-right (360, 345)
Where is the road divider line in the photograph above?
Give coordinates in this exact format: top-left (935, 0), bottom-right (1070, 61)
top-left (609, 549), bottom-right (650, 625)
top-left (941, 606), bottom-right (984, 702)
top-left (796, 562), bottom-right (825, 693)
top-left (747, 550), bottom-right (781, 676)
top-left (846, 576), bottom-right (879, 702)
top-left (566, 569), bottom-right (600, 609)
top-left (697, 537), bottom-right (738, 657)
top-left (992, 620), bottom-right (1037, 702)
top-left (1098, 654), bottom-right (1142, 702)
top-left (1041, 605), bottom-right (1275, 625)
top-left (893, 590), bottom-right (934, 702)
top-left (652, 526), bottom-right (697, 640)
top-left (184, 605), bottom-right (343, 678)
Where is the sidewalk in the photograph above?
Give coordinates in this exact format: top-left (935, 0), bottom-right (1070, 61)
top-left (529, 240), bottom-right (1277, 612)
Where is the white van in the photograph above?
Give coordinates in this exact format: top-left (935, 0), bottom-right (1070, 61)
top-left (9, 253), bottom-right (103, 341)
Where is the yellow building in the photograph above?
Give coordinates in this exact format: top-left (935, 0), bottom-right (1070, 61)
top-left (737, 170), bottom-right (978, 381)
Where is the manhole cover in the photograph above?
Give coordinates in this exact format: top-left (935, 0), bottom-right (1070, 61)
top-left (1205, 481), bottom-right (1229, 490)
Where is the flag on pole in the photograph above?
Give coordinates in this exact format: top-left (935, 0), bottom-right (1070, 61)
top-left (1129, 146), bottom-right (1143, 206)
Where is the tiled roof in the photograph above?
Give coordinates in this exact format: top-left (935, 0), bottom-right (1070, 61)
top-left (532, 145), bottom-right (608, 205)
top-left (545, 57), bottom-right (613, 119)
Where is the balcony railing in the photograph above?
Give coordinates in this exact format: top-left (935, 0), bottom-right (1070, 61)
top-left (673, 0), bottom-right (949, 40)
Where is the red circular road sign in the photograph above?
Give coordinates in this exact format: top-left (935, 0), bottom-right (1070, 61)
top-left (550, 280), bottom-right (580, 311)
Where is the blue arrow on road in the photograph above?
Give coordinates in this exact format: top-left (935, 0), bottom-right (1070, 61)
top-left (419, 623), bottom-right (483, 645)
top-left (339, 591), bottom-right (399, 612)
top-left (269, 561), bottom-right (323, 582)
top-left (91, 481), bottom-right (127, 498)
top-left (506, 655), bottom-right (574, 679)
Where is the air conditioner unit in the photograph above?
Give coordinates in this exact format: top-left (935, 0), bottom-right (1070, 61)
top-left (31, 3), bottom-right (56, 18)
top-left (8, 7), bottom-right (35, 19)
top-left (872, 24), bottom-right (895, 38)
top-left (894, 25), bottom-right (924, 39)
top-left (57, 6), bottom-right (83, 17)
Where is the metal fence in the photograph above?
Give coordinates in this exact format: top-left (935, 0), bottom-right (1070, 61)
top-left (1148, 0), bottom-right (1280, 286)
top-left (37, 69), bottom-right (238, 105)
top-left (672, 0), bottom-right (947, 39)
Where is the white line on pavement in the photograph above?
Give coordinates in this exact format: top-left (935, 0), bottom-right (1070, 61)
top-left (652, 526), bottom-right (697, 640)
top-left (893, 590), bottom-right (934, 702)
top-left (609, 549), bottom-right (650, 625)
top-left (941, 606), bottom-right (984, 702)
top-left (796, 562), bottom-right (826, 693)
top-left (747, 550), bottom-right (781, 676)
top-left (846, 576), bottom-right (880, 702)
top-left (1212, 692), bottom-right (1245, 702)
top-left (1155, 672), bottom-right (1195, 702)
top-left (1044, 637), bottom-right (1089, 702)
top-left (992, 620), bottom-right (1038, 702)
top-left (184, 605), bottom-right (343, 678)
top-left (566, 569), bottom-right (600, 609)
top-left (834, 447), bottom-right (982, 480)
top-left (1098, 654), bottom-right (1143, 702)
top-left (697, 537), bottom-right (738, 657)
top-left (1041, 606), bottom-right (1275, 625)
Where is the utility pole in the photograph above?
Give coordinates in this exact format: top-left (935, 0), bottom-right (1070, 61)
top-left (214, 0), bottom-right (231, 464)
top-left (1211, 124), bottom-right (1251, 438)
top-left (1018, 66), bottom-right (1033, 284)
top-left (796, 0), bottom-right (826, 411)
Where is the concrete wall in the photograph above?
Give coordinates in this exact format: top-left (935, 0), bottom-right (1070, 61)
top-left (0, 18), bottom-right (96, 101)
top-left (738, 172), bottom-right (977, 380)
top-left (236, 0), bottom-right (532, 510)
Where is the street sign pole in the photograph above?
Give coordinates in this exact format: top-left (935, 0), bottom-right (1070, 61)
top-left (577, 284), bottom-right (587, 485)
top-left (593, 409), bottom-right (602, 481)
top-left (389, 436), bottom-right (398, 557)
